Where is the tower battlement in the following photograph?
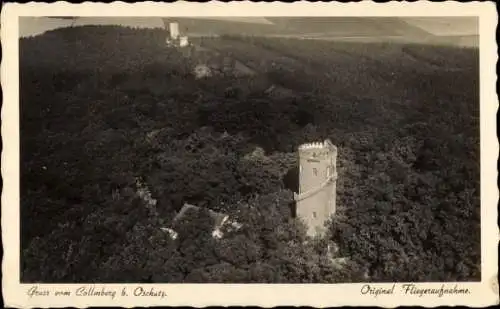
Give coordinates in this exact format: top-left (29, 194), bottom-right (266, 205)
top-left (299, 140), bottom-right (336, 151)
top-left (298, 140), bottom-right (337, 162)
top-left (295, 139), bottom-right (338, 237)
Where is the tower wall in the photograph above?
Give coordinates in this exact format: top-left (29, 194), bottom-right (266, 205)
top-left (169, 22), bottom-right (180, 39)
top-left (295, 140), bottom-right (337, 237)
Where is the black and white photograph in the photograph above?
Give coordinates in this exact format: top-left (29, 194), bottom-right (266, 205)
top-left (2, 2), bottom-right (498, 308)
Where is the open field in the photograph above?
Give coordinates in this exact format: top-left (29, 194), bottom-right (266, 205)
top-left (20, 25), bottom-right (480, 283)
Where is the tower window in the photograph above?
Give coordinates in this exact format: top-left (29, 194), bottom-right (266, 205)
top-left (313, 168), bottom-right (318, 176)
top-left (312, 212), bottom-right (317, 218)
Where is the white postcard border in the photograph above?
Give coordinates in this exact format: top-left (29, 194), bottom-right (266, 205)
top-left (1, 1), bottom-right (498, 308)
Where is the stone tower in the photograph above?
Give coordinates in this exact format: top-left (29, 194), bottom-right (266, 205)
top-left (294, 139), bottom-right (338, 237)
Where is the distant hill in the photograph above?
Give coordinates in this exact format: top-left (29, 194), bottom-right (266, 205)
top-left (164, 17), bottom-right (478, 47)
top-left (163, 16), bottom-right (478, 38)
top-left (162, 17), bottom-right (433, 37)
top-left (19, 17), bottom-right (164, 38)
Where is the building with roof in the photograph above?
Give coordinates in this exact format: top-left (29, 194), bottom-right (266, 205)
top-left (161, 203), bottom-right (242, 240)
top-left (165, 21), bottom-right (191, 48)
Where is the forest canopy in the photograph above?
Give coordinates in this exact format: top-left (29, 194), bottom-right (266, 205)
top-left (20, 26), bottom-right (480, 283)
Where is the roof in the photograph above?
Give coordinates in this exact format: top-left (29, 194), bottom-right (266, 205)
top-left (173, 203), bottom-right (228, 228)
top-left (163, 203), bottom-right (241, 240)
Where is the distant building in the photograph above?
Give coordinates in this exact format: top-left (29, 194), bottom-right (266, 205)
top-left (169, 22), bottom-right (180, 39)
top-left (19, 17), bottom-right (165, 38)
top-left (165, 22), bottom-right (191, 48)
top-left (294, 139), bottom-right (338, 237)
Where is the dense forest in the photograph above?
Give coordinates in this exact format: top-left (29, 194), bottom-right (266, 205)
top-left (20, 26), bottom-right (480, 283)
